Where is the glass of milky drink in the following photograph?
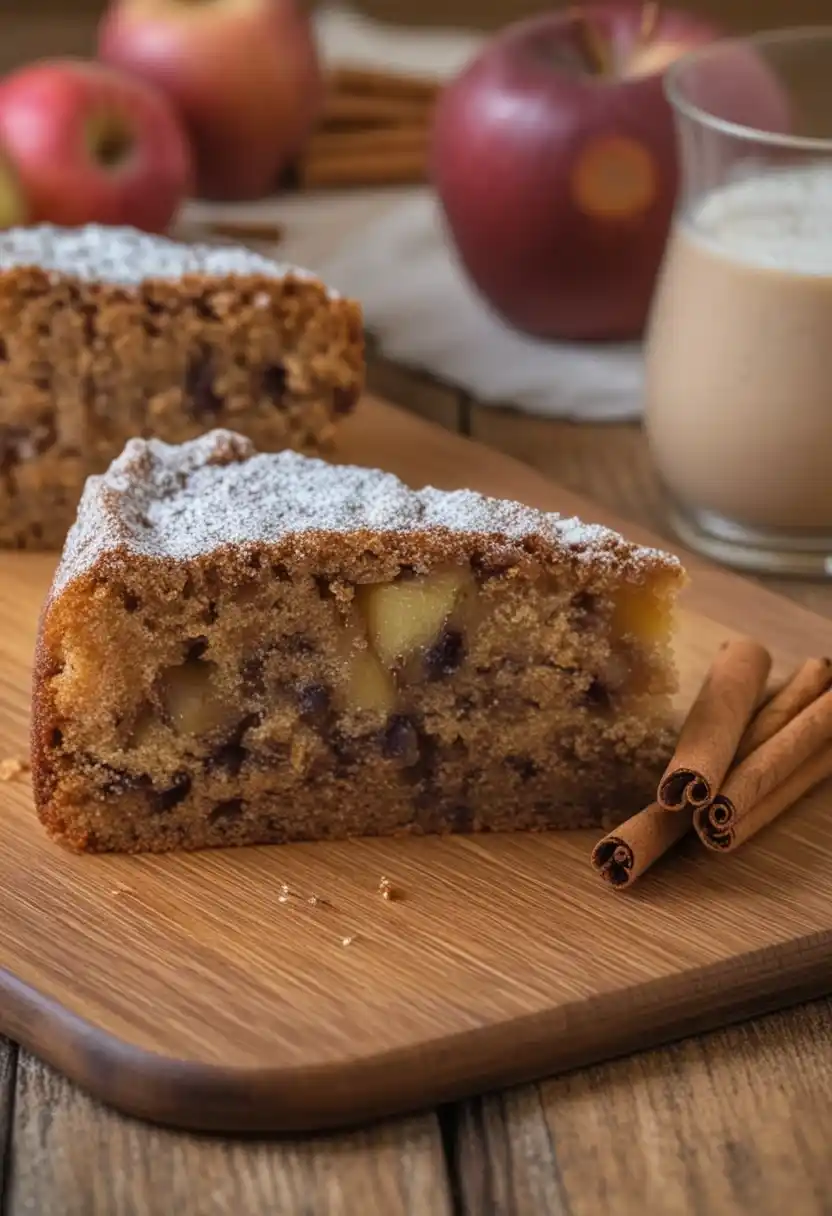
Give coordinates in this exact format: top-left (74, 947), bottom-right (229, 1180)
top-left (645, 28), bottom-right (832, 576)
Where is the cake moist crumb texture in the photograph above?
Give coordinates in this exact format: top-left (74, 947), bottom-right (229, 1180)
top-left (0, 223), bottom-right (364, 550)
top-left (32, 431), bottom-right (686, 854)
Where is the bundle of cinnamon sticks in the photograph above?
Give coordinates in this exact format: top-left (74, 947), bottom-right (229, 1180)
top-left (591, 641), bottom-right (832, 891)
top-left (296, 66), bottom-right (441, 190)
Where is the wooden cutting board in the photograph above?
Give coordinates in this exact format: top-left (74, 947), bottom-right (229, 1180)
top-left (3, 395), bottom-right (832, 1135)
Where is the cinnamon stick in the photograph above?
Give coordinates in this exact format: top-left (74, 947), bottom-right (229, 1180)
top-left (734, 656), bottom-right (832, 762)
top-left (203, 219), bottom-right (283, 245)
top-left (299, 148), bottom-right (427, 189)
top-left (298, 124), bottom-right (430, 189)
top-left (304, 124), bottom-right (430, 162)
top-left (328, 65), bottom-right (441, 104)
top-left (321, 91), bottom-right (434, 129)
top-left (591, 802), bottom-right (693, 890)
top-left (695, 745), bottom-right (832, 853)
top-left (657, 639), bottom-right (772, 811)
top-left (694, 685), bottom-right (832, 851)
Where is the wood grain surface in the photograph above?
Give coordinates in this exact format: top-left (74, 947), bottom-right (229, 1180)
top-left (0, 1039), bottom-right (13, 1206)
top-left (455, 1001), bottom-right (832, 1216)
top-left (5, 1055), bottom-right (451, 1216)
top-left (3, 395), bottom-right (832, 1141)
top-left (0, 13), bottom-right (95, 72)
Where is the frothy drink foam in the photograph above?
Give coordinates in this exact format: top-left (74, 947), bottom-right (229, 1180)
top-left (695, 166), bottom-right (832, 273)
top-left (646, 162), bottom-right (832, 533)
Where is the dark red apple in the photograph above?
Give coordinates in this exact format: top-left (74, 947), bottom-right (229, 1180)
top-left (431, 4), bottom-right (726, 341)
top-left (0, 59), bottom-right (191, 232)
top-left (98, 0), bottom-right (323, 202)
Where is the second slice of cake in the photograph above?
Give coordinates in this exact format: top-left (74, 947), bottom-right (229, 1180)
top-left (32, 431), bottom-right (685, 854)
top-left (0, 224), bottom-right (363, 549)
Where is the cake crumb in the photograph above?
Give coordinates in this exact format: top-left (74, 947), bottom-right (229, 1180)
top-left (0, 757), bottom-right (29, 782)
top-left (308, 894), bottom-right (331, 907)
top-left (110, 883), bottom-right (134, 898)
top-left (378, 875), bottom-right (397, 901)
top-left (341, 935), bottom-right (358, 947)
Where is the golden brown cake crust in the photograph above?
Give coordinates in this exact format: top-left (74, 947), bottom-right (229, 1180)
top-left (0, 224), bottom-right (364, 551)
top-left (32, 432), bottom-right (685, 854)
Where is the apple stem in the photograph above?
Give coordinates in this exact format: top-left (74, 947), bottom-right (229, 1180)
top-left (638, 2), bottom-right (661, 47)
top-left (574, 9), bottom-right (613, 77)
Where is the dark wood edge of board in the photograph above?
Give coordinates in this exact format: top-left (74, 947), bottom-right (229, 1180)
top-left (2, 929), bottom-right (831, 1133)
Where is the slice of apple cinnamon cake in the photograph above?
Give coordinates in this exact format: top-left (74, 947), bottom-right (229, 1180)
top-left (31, 430), bottom-right (685, 854)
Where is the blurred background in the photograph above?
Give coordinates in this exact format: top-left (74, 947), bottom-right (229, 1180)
top-left (4, 0), bottom-right (832, 69)
top-left (4, 0), bottom-right (832, 574)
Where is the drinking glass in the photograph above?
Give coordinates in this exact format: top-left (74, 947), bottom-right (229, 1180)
top-left (645, 28), bottom-right (832, 576)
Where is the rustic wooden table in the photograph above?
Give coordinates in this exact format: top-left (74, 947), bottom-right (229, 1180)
top-left (1, 361), bottom-right (831, 1215)
top-left (3, 13), bottom-right (832, 1215)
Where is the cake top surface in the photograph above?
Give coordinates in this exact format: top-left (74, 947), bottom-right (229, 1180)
top-left (54, 430), bottom-right (682, 594)
top-left (0, 223), bottom-right (326, 291)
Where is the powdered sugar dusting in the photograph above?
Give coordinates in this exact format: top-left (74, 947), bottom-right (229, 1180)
top-left (54, 430), bottom-right (681, 593)
top-left (0, 223), bottom-right (330, 292)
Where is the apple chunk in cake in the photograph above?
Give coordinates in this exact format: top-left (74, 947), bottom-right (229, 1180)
top-left (31, 430), bottom-right (685, 854)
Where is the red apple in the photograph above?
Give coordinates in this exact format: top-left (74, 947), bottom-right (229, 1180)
top-left (0, 148), bottom-right (28, 230)
top-left (98, 0), bottom-right (323, 202)
top-left (431, 5), bottom-right (725, 341)
top-left (0, 59), bottom-right (191, 233)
